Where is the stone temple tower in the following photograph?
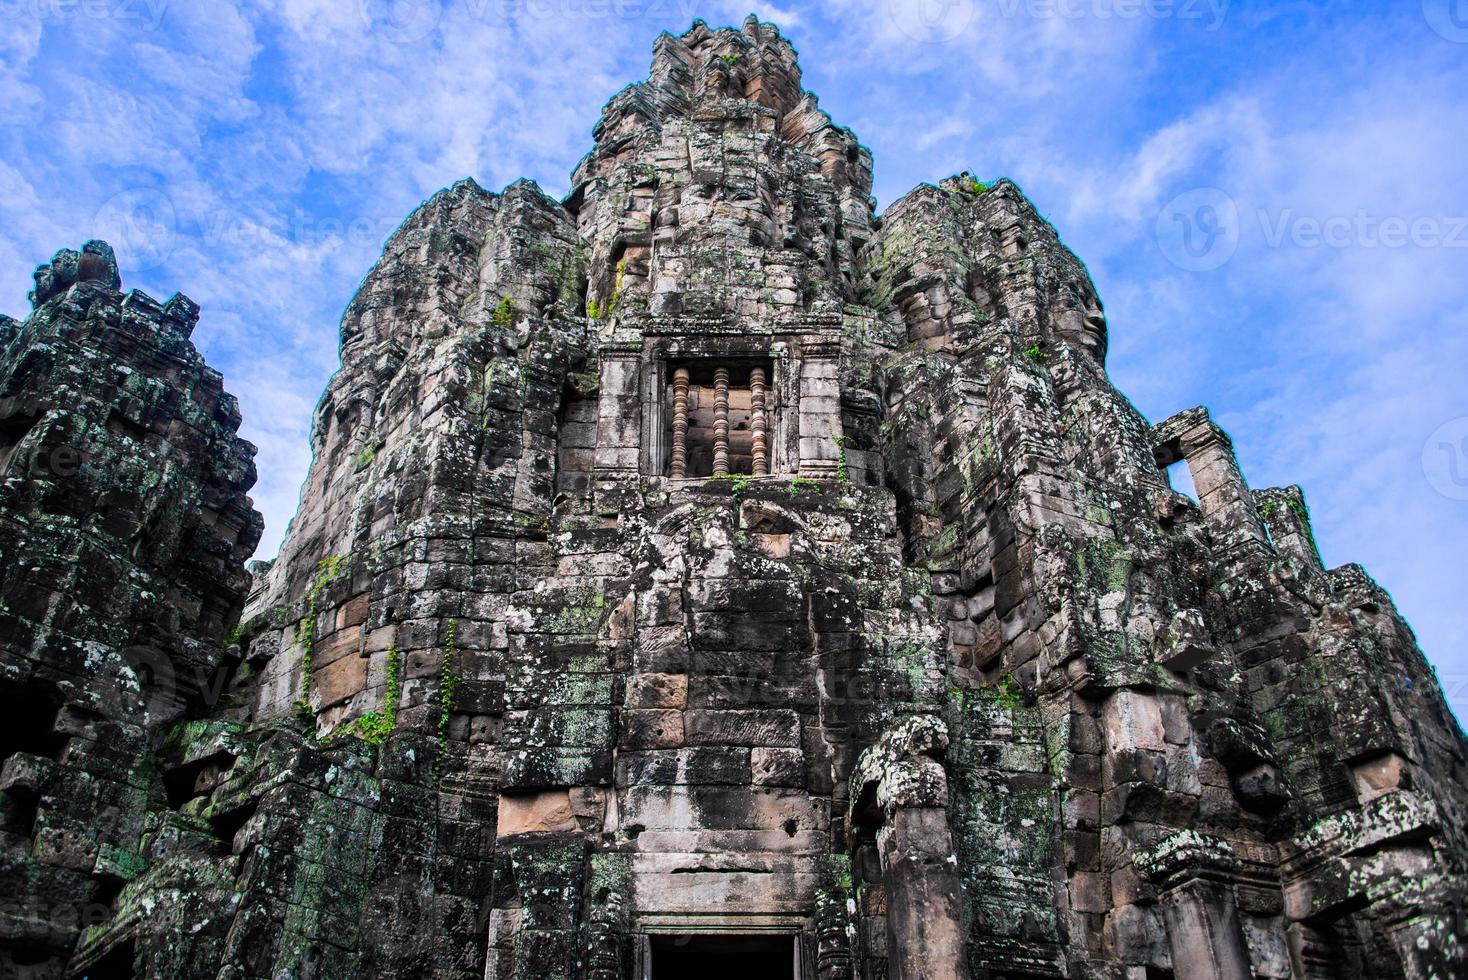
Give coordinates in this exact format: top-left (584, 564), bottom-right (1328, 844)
top-left (1, 18), bottom-right (1465, 980)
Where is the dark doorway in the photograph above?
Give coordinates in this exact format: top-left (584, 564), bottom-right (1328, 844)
top-left (649, 933), bottom-right (796, 979)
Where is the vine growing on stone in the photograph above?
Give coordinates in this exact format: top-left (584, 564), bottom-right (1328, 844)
top-left (348, 647), bottom-right (402, 745)
top-left (433, 618), bottom-right (458, 786)
top-left (294, 555), bottom-right (345, 716)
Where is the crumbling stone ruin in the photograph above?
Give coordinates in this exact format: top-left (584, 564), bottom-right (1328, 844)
top-left (1, 18), bottom-right (1465, 980)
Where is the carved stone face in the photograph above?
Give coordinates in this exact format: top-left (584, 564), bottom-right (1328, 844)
top-left (1055, 284), bottom-right (1109, 366)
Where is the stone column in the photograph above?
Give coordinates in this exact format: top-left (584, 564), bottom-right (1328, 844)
top-left (750, 366), bottom-right (768, 476)
top-left (713, 366), bottom-right (730, 477)
top-left (850, 716), bottom-right (970, 980)
top-left (593, 345), bottom-right (643, 475)
top-left (1254, 485), bottom-right (1324, 572)
top-left (1153, 407), bottom-right (1268, 559)
top-left (1377, 888), bottom-right (1468, 980)
top-left (671, 367), bottom-right (690, 478)
top-left (1137, 832), bottom-right (1255, 980)
top-left (798, 339), bottom-right (843, 478)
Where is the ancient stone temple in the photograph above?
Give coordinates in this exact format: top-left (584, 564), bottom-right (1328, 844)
top-left (1, 18), bottom-right (1465, 980)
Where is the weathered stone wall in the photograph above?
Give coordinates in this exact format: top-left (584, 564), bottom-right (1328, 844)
top-left (2, 18), bottom-right (1465, 980)
top-left (0, 242), bottom-right (262, 975)
top-left (862, 170), bottom-right (1468, 977)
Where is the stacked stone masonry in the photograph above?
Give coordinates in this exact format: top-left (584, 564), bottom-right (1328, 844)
top-left (0, 19), bottom-right (1464, 980)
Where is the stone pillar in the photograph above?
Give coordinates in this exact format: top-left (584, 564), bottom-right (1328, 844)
top-left (1377, 892), bottom-right (1468, 980)
top-left (1153, 407), bottom-right (1268, 559)
top-left (798, 340), bottom-right (845, 478)
top-left (594, 345), bottom-right (643, 475)
top-left (713, 365), bottom-right (730, 477)
top-left (671, 366), bottom-right (690, 478)
top-left (814, 883), bottom-right (855, 980)
top-left (750, 366), bottom-right (768, 476)
top-left (1255, 485), bottom-right (1324, 572)
top-left (798, 339), bottom-right (843, 478)
top-left (1137, 832), bottom-right (1255, 980)
top-left (850, 716), bottom-right (970, 980)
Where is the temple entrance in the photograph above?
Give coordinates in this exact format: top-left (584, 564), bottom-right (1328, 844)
top-left (647, 933), bottom-right (797, 979)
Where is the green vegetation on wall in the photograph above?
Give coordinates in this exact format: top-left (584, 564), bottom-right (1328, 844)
top-left (434, 618), bottom-right (459, 786)
top-left (294, 555), bottom-right (346, 716)
top-left (347, 647), bottom-right (402, 745)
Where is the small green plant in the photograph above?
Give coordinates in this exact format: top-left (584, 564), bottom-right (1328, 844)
top-left (354, 445), bottom-right (376, 471)
top-left (491, 295), bottom-right (514, 328)
top-left (608, 258), bottom-right (626, 316)
top-left (709, 472), bottom-right (753, 498)
top-left (789, 476), bottom-right (818, 494)
top-left (348, 647), bottom-right (402, 745)
top-left (293, 555), bottom-right (346, 714)
top-left (994, 673), bottom-right (1025, 709)
top-left (719, 53), bottom-right (740, 65)
top-left (1262, 498), bottom-right (1309, 523)
top-left (1024, 345), bottom-right (1049, 362)
top-left (956, 174), bottom-right (989, 199)
top-left (833, 433), bottom-right (850, 483)
top-left (587, 298), bottom-right (601, 320)
top-left (433, 619), bottom-right (458, 786)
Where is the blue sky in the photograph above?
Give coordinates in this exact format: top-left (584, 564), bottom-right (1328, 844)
top-left (2, 0), bottom-right (1465, 710)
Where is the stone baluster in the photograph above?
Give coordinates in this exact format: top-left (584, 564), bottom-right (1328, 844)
top-left (713, 366), bottom-right (730, 477)
top-left (671, 367), bottom-right (690, 478)
top-left (750, 366), bottom-right (768, 476)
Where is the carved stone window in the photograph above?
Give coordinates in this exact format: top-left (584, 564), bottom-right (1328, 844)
top-left (663, 359), bottom-right (776, 478)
